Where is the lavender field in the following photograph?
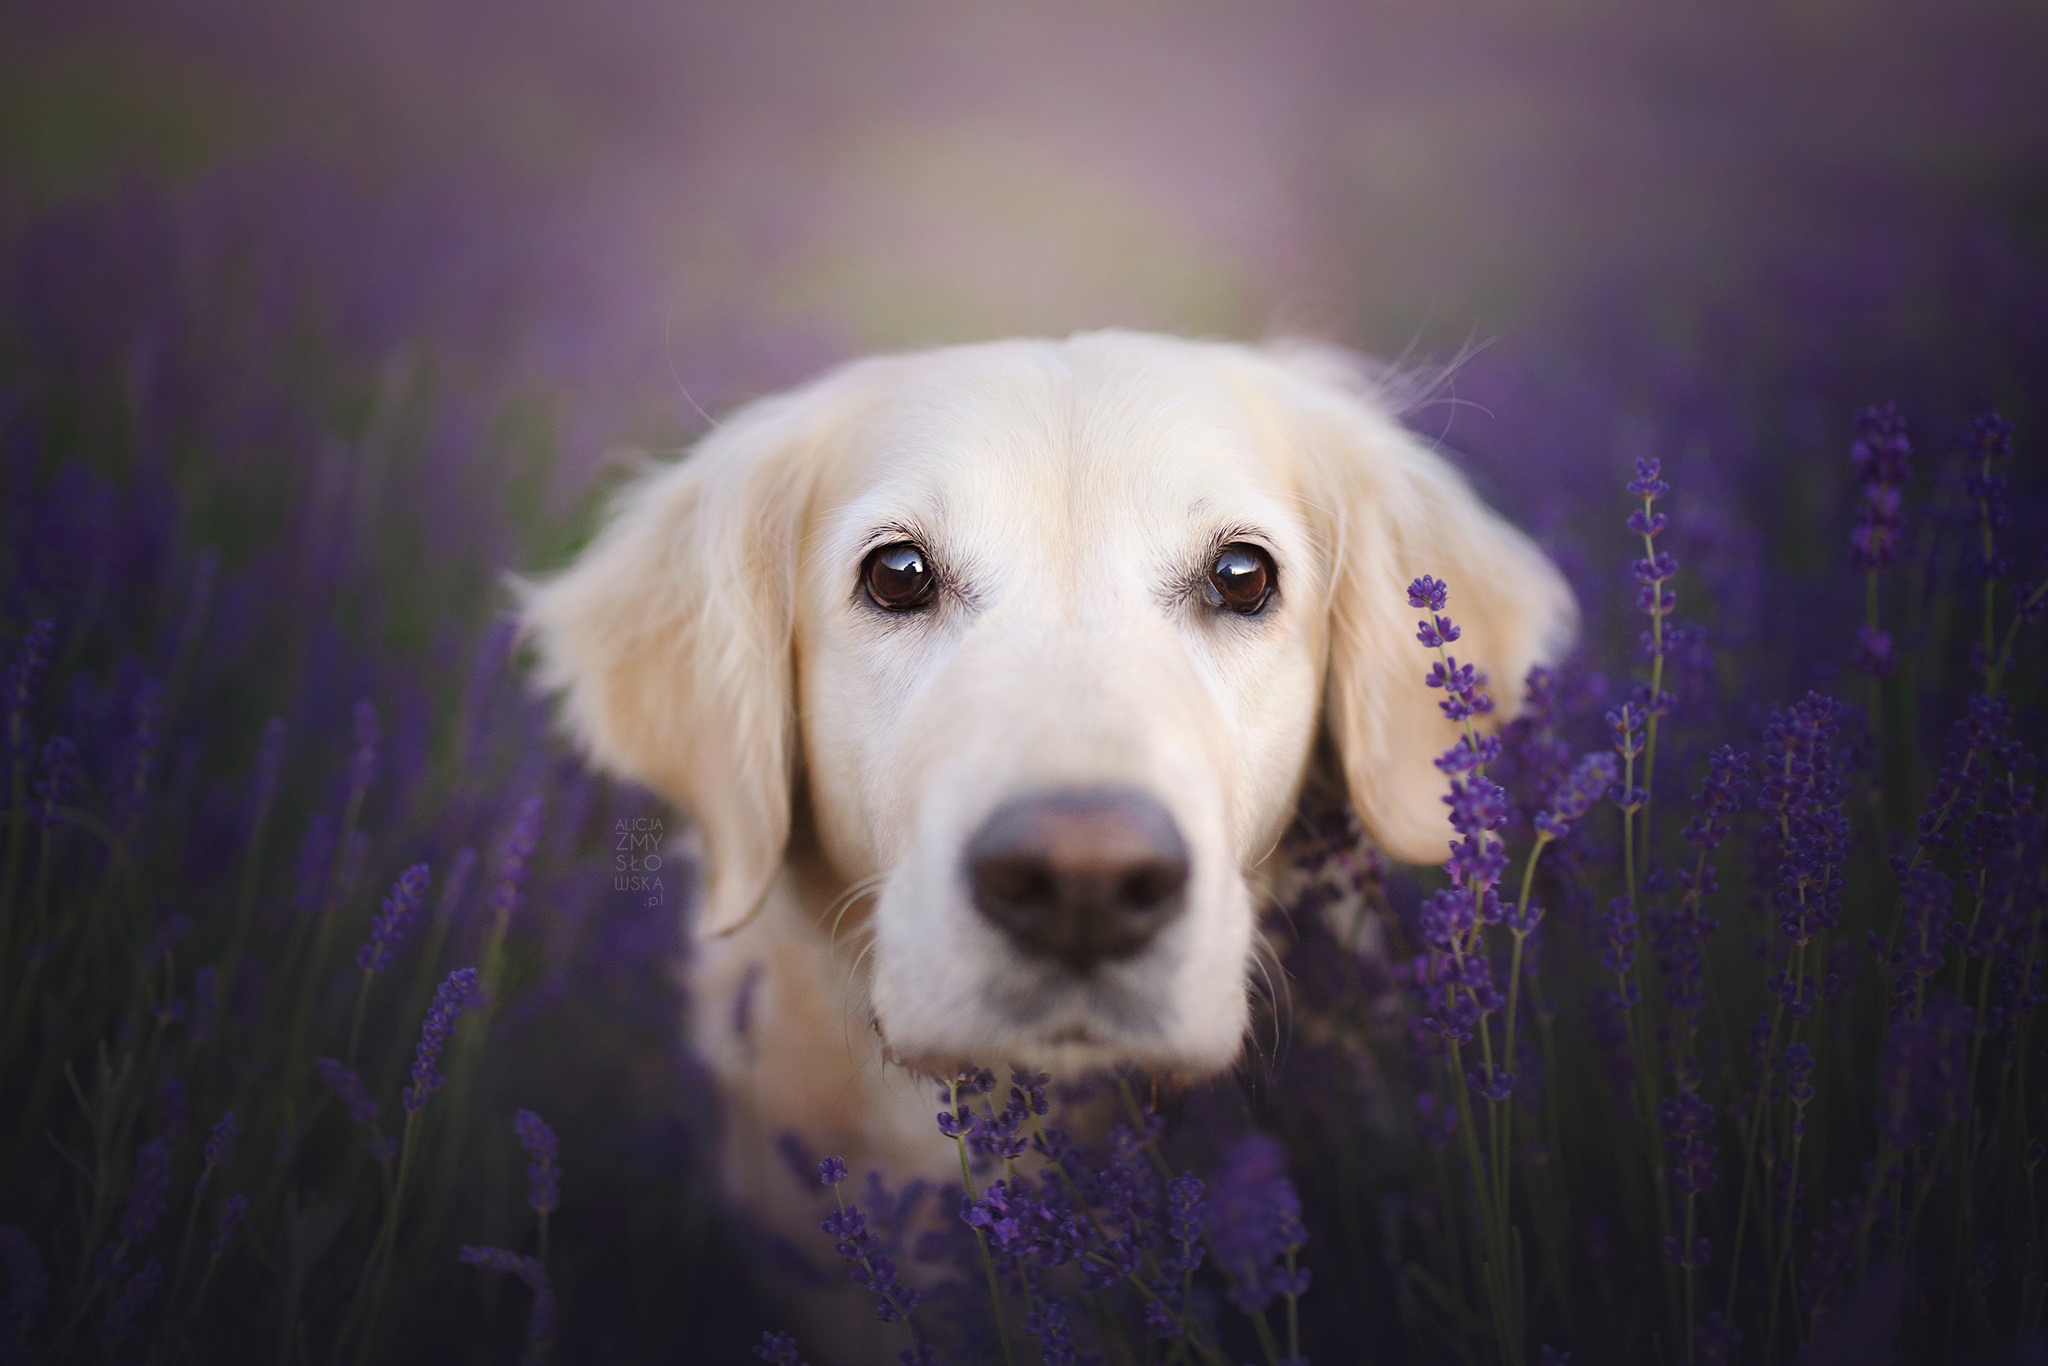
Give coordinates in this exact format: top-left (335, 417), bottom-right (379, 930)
top-left (2, 2), bottom-right (2045, 1362)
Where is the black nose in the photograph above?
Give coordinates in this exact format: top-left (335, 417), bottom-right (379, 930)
top-left (966, 788), bottom-right (1190, 972)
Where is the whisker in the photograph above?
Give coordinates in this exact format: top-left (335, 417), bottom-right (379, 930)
top-left (837, 925), bottom-right (880, 1058)
top-left (823, 874), bottom-right (886, 952)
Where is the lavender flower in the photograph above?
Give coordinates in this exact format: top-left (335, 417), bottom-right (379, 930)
top-left (823, 1197), bottom-right (921, 1322)
top-left (818, 1156), bottom-right (847, 1186)
top-left (1877, 993), bottom-right (1973, 1150)
top-left (349, 697), bottom-right (379, 800)
top-left (157, 1076), bottom-right (188, 1137)
top-left (753, 1331), bottom-right (809, 1366)
top-left (1205, 1134), bottom-right (1310, 1313)
top-left (293, 814), bottom-right (338, 914)
top-left (437, 846), bottom-right (479, 917)
top-left (489, 796), bottom-right (545, 924)
top-left (1025, 1295), bottom-right (1077, 1365)
top-left (208, 1195), bottom-right (250, 1256)
top-left (30, 736), bottom-right (75, 827)
top-left (515, 1109), bottom-right (560, 1215)
top-left (317, 1058), bottom-right (380, 1125)
top-left (1162, 1173), bottom-right (1206, 1277)
top-left (103, 1257), bottom-right (162, 1341)
top-left (357, 862), bottom-right (431, 972)
top-left (1694, 1309), bottom-right (1742, 1364)
top-left (117, 1138), bottom-right (172, 1249)
top-left (1628, 457), bottom-right (1678, 657)
top-left (204, 1111), bottom-right (238, 1170)
top-left (1682, 746), bottom-right (1749, 852)
top-left (119, 679), bottom-right (162, 820)
top-left (1660, 1092), bottom-right (1718, 1197)
top-left (3, 620), bottom-right (53, 772)
top-left (457, 1246), bottom-right (555, 1365)
top-left (405, 967), bottom-right (479, 1112)
top-left (1756, 693), bottom-right (1852, 949)
top-left (1535, 751), bottom-right (1620, 840)
top-left (1848, 405), bottom-right (1911, 572)
top-left (1962, 412), bottom-right (2013, 586)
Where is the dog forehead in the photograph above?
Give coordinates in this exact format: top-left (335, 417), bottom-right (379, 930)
top-left (816, 340), bottom-right (1295, 549)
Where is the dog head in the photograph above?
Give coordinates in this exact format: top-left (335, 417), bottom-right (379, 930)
top-left (522, 332), bottom-right (1574, 1078)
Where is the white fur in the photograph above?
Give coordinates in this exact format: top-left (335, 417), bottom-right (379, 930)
top-left (520, 330), bottom-right (1574, 1320)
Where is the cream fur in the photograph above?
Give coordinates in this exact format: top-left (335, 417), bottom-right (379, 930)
top-left (519, 330), bottom-right (1575, 1339)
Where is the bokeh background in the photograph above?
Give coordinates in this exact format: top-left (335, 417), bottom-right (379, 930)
top-left (13, 0), bottom-right (2047, 457)
top-left (4, 0), bottom-right (2047, 1360)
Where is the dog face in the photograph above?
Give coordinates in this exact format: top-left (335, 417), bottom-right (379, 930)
top-left (523, 331), bottom-right (1574, 1080)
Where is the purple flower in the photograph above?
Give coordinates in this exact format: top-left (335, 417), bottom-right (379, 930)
top-left (753, 1331), bottom-right (809, 1366)
top-left (317, 1058), bottom-right (380, 1125)
top-left (1627, 457), bottom-right (1670, 501)
top-left (102, 1257), bottom-right (161, 1341)
top-left (1851, 623), bottom-right (1897, 678)
top-left (437, 846), bottom-right (479, 917)
top-left (1535, 751), bottom-right (1619, 839)
top-left (4, 619), bottom-right (54, 771)
top-left (1024, 1295), bottom-right (1077, 1365)
top-left (117, 1138), bottom-right (171, 1249)
top-left (1681, 746), bottom-right (1749, 852)
top-left (1848, 404), bottom-right (1911, 572)
top-left (1660, 1091), bottom-right (1718, 1197)
top-left (488, 796), bottom-right (545, 924)
top-left (818, 1156), bottom-right (847, 1186)
top-left (1755, 693), bottom-right (1852, 946)
top-left (1961, 411), bottom-right (2012, 583)
top-left (823, 1199), bottom-right (921, 1322)
top-left (204, 1111), bottom-right (238, 1169)
top-left (405, 967), bottom-right (478, 1112)
top-left (208, 1195), bottom-right (250, 1255)
top-left (1694, 1309), bottom-right (1742, 1363)
top-left (458, 1246), bottom-right (555, 1365)
top-left (118, 679), bottom-right (162, 820)
top-left (293, 813), bottom-right (338, 914)
top-left (1406, 574), bottom-right (1449, 612)
top-left (31, 736), bottom-right (76, 827)
top-left (1599, 897), bottom-right (1640, 982)
top-left (515, 1109), bottom-right (560, 1215)
top-left (1163, 1174), bottom-right (1206, 1278)
top-left (349, 697), bottom-right (379, 800)
top-left (1877, 994), bottom-right (1973, 1150)
top-left (1205, 1134), bottom-right (1309, 1313)
top-left (357, 862), bottom-right (431, 972)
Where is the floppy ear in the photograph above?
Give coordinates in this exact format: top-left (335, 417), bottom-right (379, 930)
top-left (1266, 345), bottom-right (1578, 866)
top-left (518, 382), bottom-right (846, 934)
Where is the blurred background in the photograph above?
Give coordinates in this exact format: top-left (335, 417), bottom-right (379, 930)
top-left (4, 1), bottom-right (2047, 1359)
top-left (9, 0), bottom-right (2046, 450)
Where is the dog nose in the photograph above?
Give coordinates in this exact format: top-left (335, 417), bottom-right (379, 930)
top-left (966, 788), bottom-right (1190, 971)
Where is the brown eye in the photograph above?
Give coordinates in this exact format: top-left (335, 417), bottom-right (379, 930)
top-left (1205, 543), bottom-right (1274, 614)
top-left (862, 542), bottom-right (936, 610)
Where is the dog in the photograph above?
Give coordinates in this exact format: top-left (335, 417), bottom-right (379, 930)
top-left (519, 330), bottom-right (1573, 1338)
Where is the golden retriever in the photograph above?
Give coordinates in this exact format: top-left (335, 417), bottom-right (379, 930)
top-left (519, 330), bottom-right (1573, 1312)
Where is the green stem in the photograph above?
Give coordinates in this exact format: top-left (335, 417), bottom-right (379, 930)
top-left (949, 1078), bottom-right (1015, 1366)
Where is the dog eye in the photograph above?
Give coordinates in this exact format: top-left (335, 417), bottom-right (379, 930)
top-left (1205, 543), bottom-right (1274, 614)
top-left (862, 542), bottom-right (937, 610)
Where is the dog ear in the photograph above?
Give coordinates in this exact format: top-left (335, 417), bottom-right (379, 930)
top-left (518, 382), bottom-right (847, 935)
top-left (1264, 345), bottom-right (1578, 866)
